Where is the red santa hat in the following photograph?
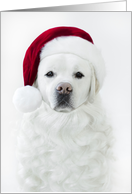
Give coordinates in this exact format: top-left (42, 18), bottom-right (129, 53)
top-left (13, 26), bottom-right (105, 113)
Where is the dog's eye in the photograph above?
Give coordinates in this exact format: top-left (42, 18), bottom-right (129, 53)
top-left (45, 71), bottom-right (54, 77)
top-left (75, 72), bottom-right (84, 79)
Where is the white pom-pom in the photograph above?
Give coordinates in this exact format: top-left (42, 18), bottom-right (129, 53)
top-left (13, 85), bottom-right (42, 113)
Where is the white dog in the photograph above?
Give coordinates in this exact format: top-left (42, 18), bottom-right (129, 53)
top-left (13, 27), bottom-right (115, 192)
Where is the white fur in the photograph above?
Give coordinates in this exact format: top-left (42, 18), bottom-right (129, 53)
top-left (15, 53), bottom-right (115, 192)
top-left (16, 98), bottom-right (115, 192)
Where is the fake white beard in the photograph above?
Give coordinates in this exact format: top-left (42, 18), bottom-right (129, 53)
top-left (16, 95), bottom-right (115, 192)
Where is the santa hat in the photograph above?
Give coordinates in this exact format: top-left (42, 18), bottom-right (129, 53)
top-left (13, 26), bottom-right (105, 113)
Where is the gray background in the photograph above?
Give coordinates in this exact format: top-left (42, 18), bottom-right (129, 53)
top-left (1, 0), bottom-right (132, 11)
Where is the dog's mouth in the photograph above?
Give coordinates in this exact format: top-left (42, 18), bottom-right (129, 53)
top-left (54, 94), bottom-right (74, 112)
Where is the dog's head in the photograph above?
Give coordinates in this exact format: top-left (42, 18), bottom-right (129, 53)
top-left (35, 53), bottom-right (99, 112)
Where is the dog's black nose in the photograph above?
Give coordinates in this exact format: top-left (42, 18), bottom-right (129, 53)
top-left (56, 82), bottom-right (72, 94)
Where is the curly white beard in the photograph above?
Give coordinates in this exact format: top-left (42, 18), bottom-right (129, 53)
top-left (16, 95), bottom-right (115, 192)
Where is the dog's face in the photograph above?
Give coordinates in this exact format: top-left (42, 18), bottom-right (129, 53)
top-left (37, 53), bottom-right (97, 112)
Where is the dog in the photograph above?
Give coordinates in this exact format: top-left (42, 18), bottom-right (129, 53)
top-left (16, 54), bottom-right (115, 192)
top-left (13, 27), bottom-right (115, 192)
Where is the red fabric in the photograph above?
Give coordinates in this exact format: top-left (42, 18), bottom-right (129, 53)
top-left (23, 26), bottom-right (94, 86)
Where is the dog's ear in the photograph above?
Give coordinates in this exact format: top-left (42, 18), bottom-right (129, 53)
top-left (95, 76), bottom-right (99, 94)
top-left (88, 65), bottom-right (99, 103)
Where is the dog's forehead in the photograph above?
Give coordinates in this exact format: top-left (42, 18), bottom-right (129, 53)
top-left (39, 53), bottom-right (91, 73)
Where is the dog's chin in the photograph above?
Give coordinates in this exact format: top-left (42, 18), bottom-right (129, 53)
top-left (54, 106), bottom-right (73, 113)
top-left (52, 103), bottom-right (74, 113)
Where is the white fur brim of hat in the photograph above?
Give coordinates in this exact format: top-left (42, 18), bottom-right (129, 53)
top-left (13, 36), bottom-right (105, 113)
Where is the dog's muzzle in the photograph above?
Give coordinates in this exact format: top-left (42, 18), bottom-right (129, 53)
top-left (55, 82), bottom-right (73, 111)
